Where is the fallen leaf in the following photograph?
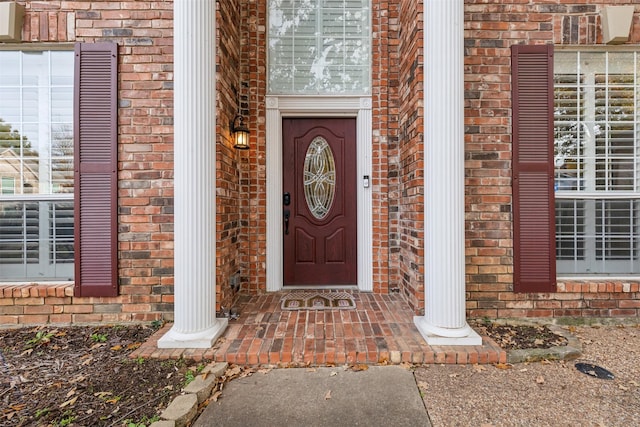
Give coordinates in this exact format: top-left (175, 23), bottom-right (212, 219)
top-left (81, 357), bottom-right (93, 366)
top-left (472, 364), bottom-right (486, 373)
top-left (417, 381), bottom-right (428, 390)
top-left (449, 373), bottom-right (460, 378)
top-left (110, 345), bottom-right (122, 351)
top-left (225, 365), bottom-right (243, 378)
top-left (211, 390), bottom-right (222, 402)
top-left (257, 368), bottom-right (272, 375)
top-left (324, 390), bottom-right (332, 400)
top-left (519, 368), bottom-right (528, 372)
top-left (94, 392), bottom-right (113, 399)
top-left (330, 371), bottom-right (338, 377)
top-left (306, 368), bottom-right (317, 372)
top-left (494, 363), bottom-right (512, 370)
top-left (351, 364), bottom-right (368, 371)
top-left (19, 348), bottom-right (33, 356)
top-left (619, 384), bottom-right (629, 391)
top-left (59, 396), bottom-right (78, 408)
top-left (536, 376), bottom-right (545, 384)
top-left (126, 342), bottom-right (141, 350)
top-left (66, 388), bottom-right (76, 398)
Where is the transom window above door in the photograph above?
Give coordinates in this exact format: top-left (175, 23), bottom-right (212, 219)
top-left (268, 0), bottom-right (371, 94)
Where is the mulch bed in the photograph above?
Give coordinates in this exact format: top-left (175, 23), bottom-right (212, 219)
top-left (470, 320), bottom-right (568, 350)
top-left (0, 323), bottom-right (202, 427)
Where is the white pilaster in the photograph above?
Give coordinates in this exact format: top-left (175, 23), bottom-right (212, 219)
top-left (158, 0), bottom-right (227, 348)
top-left (414, 0), bottom-right (481, 346)
top-left (265, 97), bottom-right (283, 292)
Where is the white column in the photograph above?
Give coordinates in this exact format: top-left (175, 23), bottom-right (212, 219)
top-left (414, 0), bottom-right (481, 345)
top-left (158, 0), bottom-right (227, 348)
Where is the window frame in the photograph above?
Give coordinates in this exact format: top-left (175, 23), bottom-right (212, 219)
top-left (554, 48), bottom-right (640, 276)
top-left (0, 47), bottom-right (75, 281)
top-left (267, 0), bottom-right (372, 95)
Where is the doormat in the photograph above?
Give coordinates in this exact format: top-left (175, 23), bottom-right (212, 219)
top-left (280, 291), bottom-right (356, 310)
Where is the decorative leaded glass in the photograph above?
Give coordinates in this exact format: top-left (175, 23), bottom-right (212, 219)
top-left (303, 136), bottom-right (336, 219)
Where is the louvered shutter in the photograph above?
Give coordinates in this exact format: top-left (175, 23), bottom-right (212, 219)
top-left (73, 42), bottom-right (118, 297)
top-left (511, 44), bottom-right (556, 293)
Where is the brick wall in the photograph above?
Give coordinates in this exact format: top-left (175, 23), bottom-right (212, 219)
top-left (393, 0), bottom-right (424, 311)
top-left (2, 0), bottom-right (640, 326)
top-left (464, 0), bottom-right (640, 319)
top-left (0, 1), bottom-right (178, 325)
top-left (0, 0), bottom-right (246, 325)
top-left (216, 0), bottom-right (244, 312)
top-left (370, 0), bottom-right (394, 294)
top-left (242, 0), bottom-right (268, 295)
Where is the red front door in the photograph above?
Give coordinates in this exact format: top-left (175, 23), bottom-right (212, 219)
top-left (282, 118), bottom-right (357, 286)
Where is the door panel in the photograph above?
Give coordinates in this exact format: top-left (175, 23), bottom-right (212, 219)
top-left (283, 118), bottom-right (357, 286)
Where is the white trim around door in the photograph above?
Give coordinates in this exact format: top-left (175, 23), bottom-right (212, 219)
top-left (266, 96), bottom-right (373, 292)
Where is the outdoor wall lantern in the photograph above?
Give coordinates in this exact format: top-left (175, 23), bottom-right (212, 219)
top-left (231, 114), bottom-right (250, 150)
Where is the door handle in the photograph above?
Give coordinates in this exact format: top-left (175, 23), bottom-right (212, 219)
top-left (283, 209), bottom-right (290, 235)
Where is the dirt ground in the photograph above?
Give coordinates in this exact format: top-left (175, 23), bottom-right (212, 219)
top-left (415, 324), bottom-right (640, 427)
top-left (2, 321), bottom-right (639, 426)
top-left (0, 323), bottom-right (200, 426)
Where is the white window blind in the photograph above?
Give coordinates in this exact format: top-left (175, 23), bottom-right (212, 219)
top-left (268, 0), bottom-right (371, 94)
top-left (0, 50), bottom-right (74, 280)
top-left (554, 51), bottom-right (640, 274)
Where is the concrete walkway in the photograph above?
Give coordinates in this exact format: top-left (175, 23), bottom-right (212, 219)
top-left (192, 366), bottom-right (431, 427)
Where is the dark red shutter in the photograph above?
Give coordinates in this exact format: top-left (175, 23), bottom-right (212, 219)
top-left (511, 44), bottom-right (556, 293)
top-left (73, 42), bottom-right (118, 297)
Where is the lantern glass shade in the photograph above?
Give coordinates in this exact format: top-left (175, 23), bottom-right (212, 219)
top-left (232, 115), bottom-right (250, 150)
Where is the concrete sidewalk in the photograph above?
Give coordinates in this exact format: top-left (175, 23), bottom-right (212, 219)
top-left (192, 366), bottom-right (432, 427)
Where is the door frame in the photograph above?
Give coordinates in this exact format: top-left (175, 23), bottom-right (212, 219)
top-left (266, 96), bottom-right (373, 291)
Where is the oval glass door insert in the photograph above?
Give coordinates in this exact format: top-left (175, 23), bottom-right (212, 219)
top-left (303, 136), bottom-right (336, 219)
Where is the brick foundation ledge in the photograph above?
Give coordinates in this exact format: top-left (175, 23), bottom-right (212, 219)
top-left (0, 283), bottom-right (164, 325)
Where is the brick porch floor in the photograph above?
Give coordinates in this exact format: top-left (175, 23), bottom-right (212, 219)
top-left (131, 292), bottom-right (507, 365)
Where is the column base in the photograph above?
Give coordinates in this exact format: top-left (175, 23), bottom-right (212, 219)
top-left (414, 316), bottom-right (482, 346)
top-left (157, 318), bottom-right (228, 349)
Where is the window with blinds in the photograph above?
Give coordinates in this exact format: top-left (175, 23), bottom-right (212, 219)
top-left (268, 0), bottom-right (371, 94)
top-left (0, 50), bottom-right (75, 280)
top-left (554, 51), bottom-right (640, 274)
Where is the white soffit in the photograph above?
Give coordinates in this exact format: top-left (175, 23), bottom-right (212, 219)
top-left (601, 6), bottom-right (635, 45)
